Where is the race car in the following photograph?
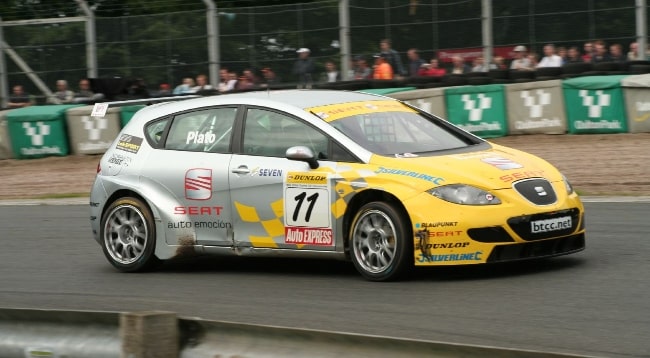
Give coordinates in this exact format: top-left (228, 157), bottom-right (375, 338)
top-left (89, 90), bottom-right (585, 281)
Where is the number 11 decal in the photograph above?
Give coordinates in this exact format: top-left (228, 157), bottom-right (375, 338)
top-left (292, 191), bottom-right (319, 222)
top-left (284, 172), bottom-right (331, 229)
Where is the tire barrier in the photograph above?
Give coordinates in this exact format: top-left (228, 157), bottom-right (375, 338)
top-left (0, 308), bottom-right (598, 358)
top-left (2, 76), bottom-right (650, 161)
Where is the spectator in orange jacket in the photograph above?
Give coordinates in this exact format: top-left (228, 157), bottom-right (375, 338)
top-left (373, 53), bottom-right (394, 80)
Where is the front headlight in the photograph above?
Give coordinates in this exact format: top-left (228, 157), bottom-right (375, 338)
top-left (428, 184), bottom-right (501, 205)
top-left (562, 173), bottom-right (574, 195)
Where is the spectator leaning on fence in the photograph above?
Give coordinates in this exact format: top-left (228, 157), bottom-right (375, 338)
top-left (471, 56), bottom-right (495, 72)
top-left (173, 77), bottom-right (195, 95)
top-left (492, 56), bottom-right (507, 70)
top-left (418, 58), bottom-right (446, 77)
top-left (261, 67), bottom-right (282, 88)
top-left (566, 46), bottom-right (583, 63)
top-left (353, 56), bottom-right (372, 80)
top-left (537, 44), bottom-right (563, 68)
top-left (243, 69), bottom-right (260, 87)
top-left (74, 78), bottom-right (104, 103)
top-left (293, 47), bottom-right (315, 89)
top-left (450, 56), bottom-right (471, 74)
top-left (582, 41), bottom-right (594, 62)
top-left (627, 42), bottom-right (640, 60)
top-left (218, 68), bottom-right (237, 93)
top-left (155, 83), bottom-right (172, 97)
top-left (591, 40), bottom-right (610, 63)
top-left (609, 43), bottom-right (626, 62)
top-left (527, 52), bottom-right (539, 68)
top-left (406, 48), bottom-right (425, 77)
top-left (48, 80), bottom-right (75, 104)
top-left (372, 53), bottom-right (394, 80)
top-left (8, 85), bottom-right (34, 108)
top-left (236, 74), bottom-right (255, 91)
top-left (193, 74), bottom-right (214, 93)
top-left (380, 39), bottom-right (406, 77)
top-left (321, 61), bottom-right (341, 83)
top-left (510, 45), bottom-right (532, 70)
top-left (557, 46), bottom-right (568, 65)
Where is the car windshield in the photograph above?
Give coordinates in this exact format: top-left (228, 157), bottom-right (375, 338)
top-left (324, 105), bottom-right (475, 156)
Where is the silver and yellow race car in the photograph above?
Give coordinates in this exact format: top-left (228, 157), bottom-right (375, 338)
top-left (89, 90), bottom-right (585, 281)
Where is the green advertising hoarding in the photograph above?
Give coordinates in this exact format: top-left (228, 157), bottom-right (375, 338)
top-left (444, 84), bottom-right (507, 138)
top-left (6, 105), bottom-right (83, 159)
top-left (562, 75), bottom-right (629, 134)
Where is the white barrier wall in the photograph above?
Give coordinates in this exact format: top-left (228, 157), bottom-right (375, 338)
top-left (505, 80), bottom-right (567, 135)
top-left (66, 105), bottom-right (122, 155)
top-left (0, 110), bottom-right (14, 160)
top-left (621, 74), bottom-right (650, 133)
top-left (388, 87), bottom-right (447, 119)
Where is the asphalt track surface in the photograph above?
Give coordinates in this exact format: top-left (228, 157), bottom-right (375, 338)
top-left (0, 201), bottom-right (648, 358)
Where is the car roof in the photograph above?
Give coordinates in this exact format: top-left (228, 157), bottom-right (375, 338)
top-left (127, 90), bottom-right (391, 124)
top-left (218, 89), bottom-right (386, 109)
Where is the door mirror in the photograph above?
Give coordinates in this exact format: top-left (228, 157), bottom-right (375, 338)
top-left (286, 146), bottom-right (319, 169)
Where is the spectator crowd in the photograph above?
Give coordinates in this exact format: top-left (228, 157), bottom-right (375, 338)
top-left (7, 38), bottom-right (650, 107)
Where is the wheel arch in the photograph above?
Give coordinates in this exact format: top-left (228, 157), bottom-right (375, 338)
top-left (101, 181), bottom-right (193, 261)
top-left (342, 189), bottom-right (413, 258)
top-left (103, 189), bottom-right (151, 221)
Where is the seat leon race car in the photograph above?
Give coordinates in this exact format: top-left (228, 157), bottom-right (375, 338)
top-left (89, 90), bottom-right (585, 281)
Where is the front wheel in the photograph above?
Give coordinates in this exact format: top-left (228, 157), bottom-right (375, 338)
top-left (349, 202), bottom-right (411, 281)
top-left (100, 197), bottom-right (159, 272)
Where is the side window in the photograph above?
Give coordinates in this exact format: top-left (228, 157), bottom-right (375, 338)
top-left (242, 108), bottom-right (328, 158)
top-left (330, 141), bottom-right (358, 162)
top-left (165, 107), bottom-right (236, 153)
top-left (144, 117), bottom-right (171, 148)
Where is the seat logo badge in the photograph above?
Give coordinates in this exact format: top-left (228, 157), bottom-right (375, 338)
top-left (185, 168), bottom-right (212, 200)
top-left (534, 186), bottom-right (547, 196)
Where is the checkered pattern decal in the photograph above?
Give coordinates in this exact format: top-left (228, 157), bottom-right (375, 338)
top-left (234, 199), bottom-right (284, 248)
top-left (233, 165), bottom-right (377, 248)
top-left (332, 167), bottom-right (376, 219)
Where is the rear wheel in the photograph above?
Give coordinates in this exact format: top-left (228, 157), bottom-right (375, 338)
top-left (100, 197), bottom-right (159, 272)
top-left (349, 202), bottom-right (411, 281)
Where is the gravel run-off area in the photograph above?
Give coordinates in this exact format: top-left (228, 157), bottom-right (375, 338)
top-left (0, 133), bottom-right (648, 200)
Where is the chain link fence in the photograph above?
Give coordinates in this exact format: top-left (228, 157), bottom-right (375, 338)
top-left (1, 0), bottom-right (646, 102)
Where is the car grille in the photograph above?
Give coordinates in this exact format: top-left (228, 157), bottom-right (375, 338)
top-left (486, 233), bottom-right (585, 263)
top-left (513, 178), bottom-right (557, 205)
top-left (507, 208), bottom-right (581, 241)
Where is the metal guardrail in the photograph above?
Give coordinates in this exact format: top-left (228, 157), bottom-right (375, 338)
top-left (0, 308), bottom-right (601, 358)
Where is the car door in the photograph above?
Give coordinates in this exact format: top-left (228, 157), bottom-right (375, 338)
top-left (141, 106), bottom-right (237, 246)
top-left (229, 107), bottom-right (337, 250)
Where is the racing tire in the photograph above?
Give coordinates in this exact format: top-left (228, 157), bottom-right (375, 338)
top-left (100, 197), bottom-right (159, 272)
top-left (349, 202), bottom-right (411, 281)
